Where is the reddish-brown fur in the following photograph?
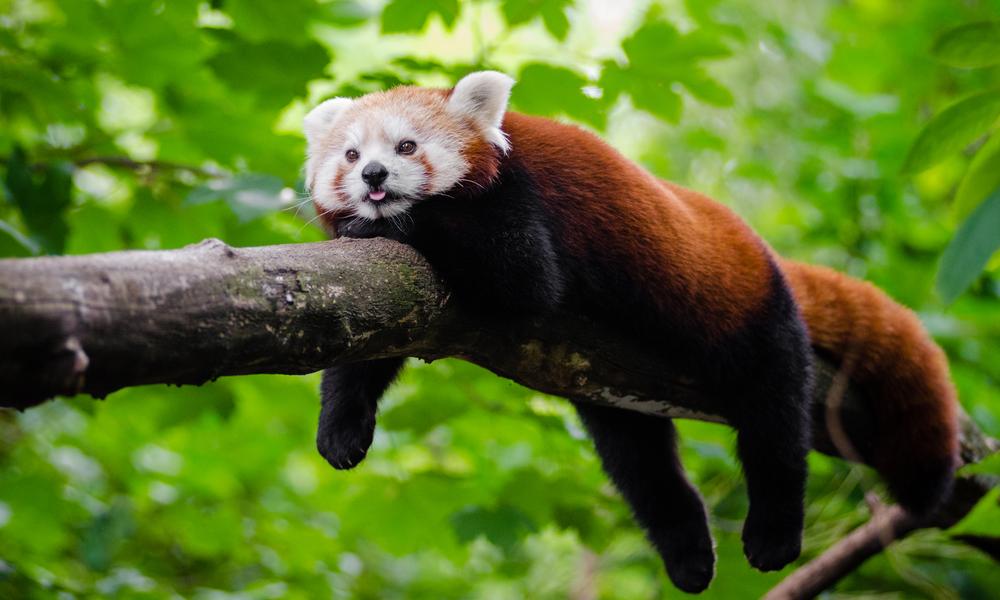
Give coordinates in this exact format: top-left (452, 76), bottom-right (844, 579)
top-left (780, 260), bottom-right (960, 507)
top-left (504, 112), bottom-right (774, 338)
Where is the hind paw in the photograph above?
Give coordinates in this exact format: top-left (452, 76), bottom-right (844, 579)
top-left (656, 524), bottom-right (717, 593)
top-left (317, 414), bottom-right (375, 470)
top-left (742, 510), bottom-right (802, 572)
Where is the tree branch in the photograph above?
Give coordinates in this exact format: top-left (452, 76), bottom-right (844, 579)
top-left (768, 416), bottom-right (998, 599)
top-left (765, 498), bottom-right (920, 600)
top-left (0, 237), bottom-right (996, 596)
top-left (0, 154), bottom-right (218, 177)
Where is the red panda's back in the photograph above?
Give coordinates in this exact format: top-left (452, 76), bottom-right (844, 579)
top-left (501, 112), bottom-right (776, 338)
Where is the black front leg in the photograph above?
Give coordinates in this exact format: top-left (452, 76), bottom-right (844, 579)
top-left (317, 358), bottom-right (405, 470)
top-left (574, 402), bottom-right (716, 593)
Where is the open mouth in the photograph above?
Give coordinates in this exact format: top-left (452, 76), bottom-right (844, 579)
top-left (365, 187), bottom-right (400, 203)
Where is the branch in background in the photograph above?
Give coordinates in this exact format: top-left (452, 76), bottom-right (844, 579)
top-left (0, 237), bottom-right (996, 597)
top-left (0, 154), bottom-right (218, 177)
top-left (71, 156), bottom-right (219, 177)
top-left (765, 498), bottom-right (922, 600)
top-left (769, 419), bottom-right (999, 599)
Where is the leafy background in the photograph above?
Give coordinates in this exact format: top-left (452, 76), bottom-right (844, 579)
top-left (2, 0), bottom-right (1000, 597)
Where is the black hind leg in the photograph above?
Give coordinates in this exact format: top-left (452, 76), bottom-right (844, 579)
top-left (317, 358), bottom-right (405, 470)
top-left (575, 402), bottom-right (716, 593)
top-left (731, 372), bottom-right (811, 572)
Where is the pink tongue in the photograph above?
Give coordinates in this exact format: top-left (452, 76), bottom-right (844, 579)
top-left (369, 189), bottom-right (387, 201)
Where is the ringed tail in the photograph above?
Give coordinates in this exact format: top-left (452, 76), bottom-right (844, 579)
top-left (780, 259), bottom-right (960, 514)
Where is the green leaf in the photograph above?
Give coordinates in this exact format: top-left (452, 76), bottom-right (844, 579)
top-left (0, 220), bottom-right (39, 257)
top-left (902, 90), bottom-right (1000, 174)
top-left (187, 173), bottom-right (286, 222)
top-left (599, 19), bottom-right (732, 120)
top-left (502, 0), bottom-right (541, 25)
top-left (381, 0), bottom-right (460, 33)
top-left (81, 502), bottom-right (133, 572)
top-left (679, 69), bottom-right (734, 107)
top-left (501, 0), bottom-right (573, 40)
top-left (931, 22), bottom-right (1000, 69)
top-left (224, 0), bottom-right (319, 43)
top-left (450, 504), bottom-right (537, 552)
top-left (601, 61), bottom-right (682, 122)
top-left (5, 151), bottom-right (73, 254)
top-left (958, 452), bottom-right (1000, 477)
top-left (621, 22), bottom-right (730, 63)
top-left (321, 0), bottom-right (374, 27)
top-left (954, 133), bottom-right (1000, 220)
top-left (513, 63), bottom-right (605, 128)
top-left (936, 186), bottom-right (1000, 303)
top-left (540, 2), bottom-right (571, 40)
top-left (102, 0), bottom-right (208, 89)
top-left (3, 146), bottom-right (34, 206)
top-left (949, 487), bottom-right (1000, 537)
top-left (207, 36), bottom-right (331, 109)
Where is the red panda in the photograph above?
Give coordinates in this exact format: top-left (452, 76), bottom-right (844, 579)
top-left (302, 71), bottom-right (959, 593)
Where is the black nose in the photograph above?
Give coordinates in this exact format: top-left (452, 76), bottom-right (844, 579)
top-left (361, 161), bottom-right (388, 187)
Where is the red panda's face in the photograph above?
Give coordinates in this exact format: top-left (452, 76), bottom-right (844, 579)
top-left (303, 71), bottom-right (514, 223)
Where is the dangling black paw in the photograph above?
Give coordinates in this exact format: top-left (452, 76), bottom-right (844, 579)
top-left (741, 507), bottom-right (802, 572)
top-left (655, 521), bottom-right (717, 593)
top-left (316, 411), bottom-right (375, 470)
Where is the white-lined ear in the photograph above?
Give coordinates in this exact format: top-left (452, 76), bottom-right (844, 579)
top-left (303, 97), bottom-right (353, 145)
top-left (448, 71), bottom-right (515, 151)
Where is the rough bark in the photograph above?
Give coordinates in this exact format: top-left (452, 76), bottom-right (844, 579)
top-left (0, 237), bottom-right (997, 597)
top-left (0, 237), bottom-right (883, 444)
top-left (0, 238), bottom-right (825, 428)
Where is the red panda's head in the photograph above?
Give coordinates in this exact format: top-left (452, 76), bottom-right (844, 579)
top-left (303, 71), bottom-right (514, 224)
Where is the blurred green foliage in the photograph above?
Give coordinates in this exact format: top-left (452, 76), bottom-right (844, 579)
top-left (2, 0), bottom-right (1000, 597)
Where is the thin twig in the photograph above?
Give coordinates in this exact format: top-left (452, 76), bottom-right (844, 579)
top-left (0, 154), bottom-right (219, 177)
top-left (765, 503), bottom-right (922, 600)
top-left (72, 156), bottom-right (219, 177)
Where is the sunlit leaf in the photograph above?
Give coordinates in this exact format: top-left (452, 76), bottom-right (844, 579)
top-left (949, 488), bottom-right (1000, 537)
top-left (321, 0), bottom-right (374, 27)
top-left (601, 61), bottom-right (682, 122)
top-left (954, 133), bottom-right (1000, 220)
top-left (931, 21), bottom-right (1000, 68)
top-left (958, 451), bottom-right (1000, 476)
top-left (381, 0), bottom-right (460, 33)
top-left (501, 0), bottom-right (573, 40)
top-left (540, 2), bottom-right (571, 40)
top-left (599, 19), bottom-right (732, 120)
top-left (513, 63), bottom-right (605, 128)
top-left (902, 90), bottom-right (1000, 174)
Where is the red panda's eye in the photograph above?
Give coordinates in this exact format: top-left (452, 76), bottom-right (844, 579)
top-left (345, 149), bottom-right (359, 162)
top-left (397, 141), bottom-right (417, 155)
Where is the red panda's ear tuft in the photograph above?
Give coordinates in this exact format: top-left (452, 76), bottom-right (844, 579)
top-left (303, 98), bottom-right (354, 147)
top-left (448, 71), bottom-right (515, 152)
